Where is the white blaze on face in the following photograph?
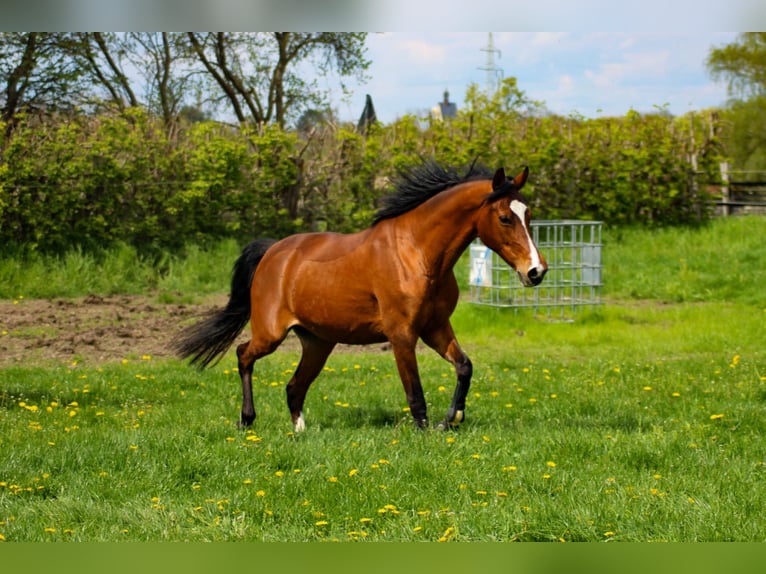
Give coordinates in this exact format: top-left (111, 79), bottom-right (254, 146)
top-left (509, 199), bottom-right (542, 271)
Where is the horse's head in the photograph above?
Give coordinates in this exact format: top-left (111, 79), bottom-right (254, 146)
top-left (477, 166), bottom-right (548, 287)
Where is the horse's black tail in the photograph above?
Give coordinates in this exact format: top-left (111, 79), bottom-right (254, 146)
top-left (174, 238), bottom-right (277, 369)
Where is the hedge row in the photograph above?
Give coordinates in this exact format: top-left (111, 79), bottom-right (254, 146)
top-left (0, 82), bottom-right (724, 252)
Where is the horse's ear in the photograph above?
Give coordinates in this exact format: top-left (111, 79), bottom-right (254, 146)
top-left (492, 168), bottom-right (506, 192)
top-left (511, 166), bottom-right (529, 190)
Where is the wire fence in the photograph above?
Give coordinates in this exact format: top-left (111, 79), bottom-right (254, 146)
top-left (469, 220), bottom-right (603, 318)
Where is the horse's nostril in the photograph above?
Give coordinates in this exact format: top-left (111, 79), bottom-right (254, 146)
top-left (528, 266), bottom-right (546, 285)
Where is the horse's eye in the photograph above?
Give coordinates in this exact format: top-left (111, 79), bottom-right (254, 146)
top-left (499, 215), bottom-right (512, 225)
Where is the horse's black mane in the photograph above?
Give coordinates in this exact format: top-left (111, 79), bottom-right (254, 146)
top-left (373, 159), bottom-right (493, 225)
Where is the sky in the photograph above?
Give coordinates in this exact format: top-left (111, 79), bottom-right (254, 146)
top-left (327, 32), bottom-right (740, 124)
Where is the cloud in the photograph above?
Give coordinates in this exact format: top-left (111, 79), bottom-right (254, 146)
top-left (558, 74), bottom-right (574, 93)
top-left (396, 38), bottom-right (449, 66)
top-left (585, 50), bottom-right (671, 88)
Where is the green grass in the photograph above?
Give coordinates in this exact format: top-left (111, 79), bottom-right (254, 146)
top-left (1, 311), bottom-right (764, 541)
top-left (1, 216), bottom-right (766, 541)
top-left (2, 215), bottom-right (765, 305)
top-left (602, 216), bottom-right (766, 305)
top-left (0, 239), bottom-right (241, 301)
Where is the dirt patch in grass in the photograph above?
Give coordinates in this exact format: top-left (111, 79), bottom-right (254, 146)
top-left (0, 294), bottom-right (390, 368)
top-left (0, 294), bottom-right (228, 367)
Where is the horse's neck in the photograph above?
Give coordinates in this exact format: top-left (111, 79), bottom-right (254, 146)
top-left (397, 182), bottom-right (486, 277)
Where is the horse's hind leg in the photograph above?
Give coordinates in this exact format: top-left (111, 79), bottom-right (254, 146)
top-left (236, 342), bottom-right (257, 427)
top-left (422, 321), bottom-right (473, 430)
top-left (236, 335), bottom-right (284, 428)
top-left (285, 329), bottom-right (335, 432)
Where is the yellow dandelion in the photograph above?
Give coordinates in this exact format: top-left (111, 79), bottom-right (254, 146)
top-left (274, 470), bottom-right (285, 477)
top-left (359, 517), bottom-right (372, 524)
top-left (243, 479), bottom-right (252, 485)
top-left (44, 527), bottom-right (56, 534)
top-left (502, 465), bottom-right (517, 472)
top-left (710, 413), bottom-right (724, 421)
top-left (315, 520), bottom-right (329, 526)
top-left (437, 526), bottom-right (456, 542)
top-left (348, 468), bottom-right (358, 477)
top-left (546, 461), bottom-right (556, 468)
top-left (256, 490), bottom-right (266, 497)
top-left (328, 476), bottom-right (338, 483)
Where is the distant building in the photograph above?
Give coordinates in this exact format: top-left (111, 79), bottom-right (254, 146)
top-left (431, 89), bottom-right (457, 121)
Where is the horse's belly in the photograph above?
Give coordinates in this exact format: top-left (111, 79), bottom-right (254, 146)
top-left (297, 317), bottom-right (387, 346)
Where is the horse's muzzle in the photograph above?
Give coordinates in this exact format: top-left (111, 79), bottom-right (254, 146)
top-left (520, 264), bottom-right (547, 287)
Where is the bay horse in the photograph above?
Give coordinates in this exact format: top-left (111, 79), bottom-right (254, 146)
top-left (175, 160), bottom-right (547, 431)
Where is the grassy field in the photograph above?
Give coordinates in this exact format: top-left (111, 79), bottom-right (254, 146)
top-left (1, 217), bottom-right (765, 542)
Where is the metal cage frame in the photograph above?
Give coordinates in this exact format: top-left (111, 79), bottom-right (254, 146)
top-left (469, 220), bottom-right (603, 316)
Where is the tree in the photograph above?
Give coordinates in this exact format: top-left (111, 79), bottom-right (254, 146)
top-left (706, 33), bottom-right (766, 172)
top-left (124, 33), bottom-right (199, 133)
top-left (706, 33), bottom-right (766, 97)
top-left (0, 33), bottom-right (83, 135)
top-left (185, 32), bottom-right (369, 127)
top-left (69, 33), bottom-right (139, 111)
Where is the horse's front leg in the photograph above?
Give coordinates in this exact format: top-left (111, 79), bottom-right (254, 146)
top-left (422, 321), bottom-right (473, 430)
top-left (390, 338), bottom-right (429, 429)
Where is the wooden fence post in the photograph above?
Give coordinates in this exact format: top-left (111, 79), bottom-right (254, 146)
top-left (720, 161), bottom-right (730, 217)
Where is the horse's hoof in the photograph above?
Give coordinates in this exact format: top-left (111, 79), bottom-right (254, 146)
top-left (238, 415), bottom-right (255, 429)
top-left (436, 410), bottom-right (464, 430)
top-left (292, 412), bottom-right (307, 433)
